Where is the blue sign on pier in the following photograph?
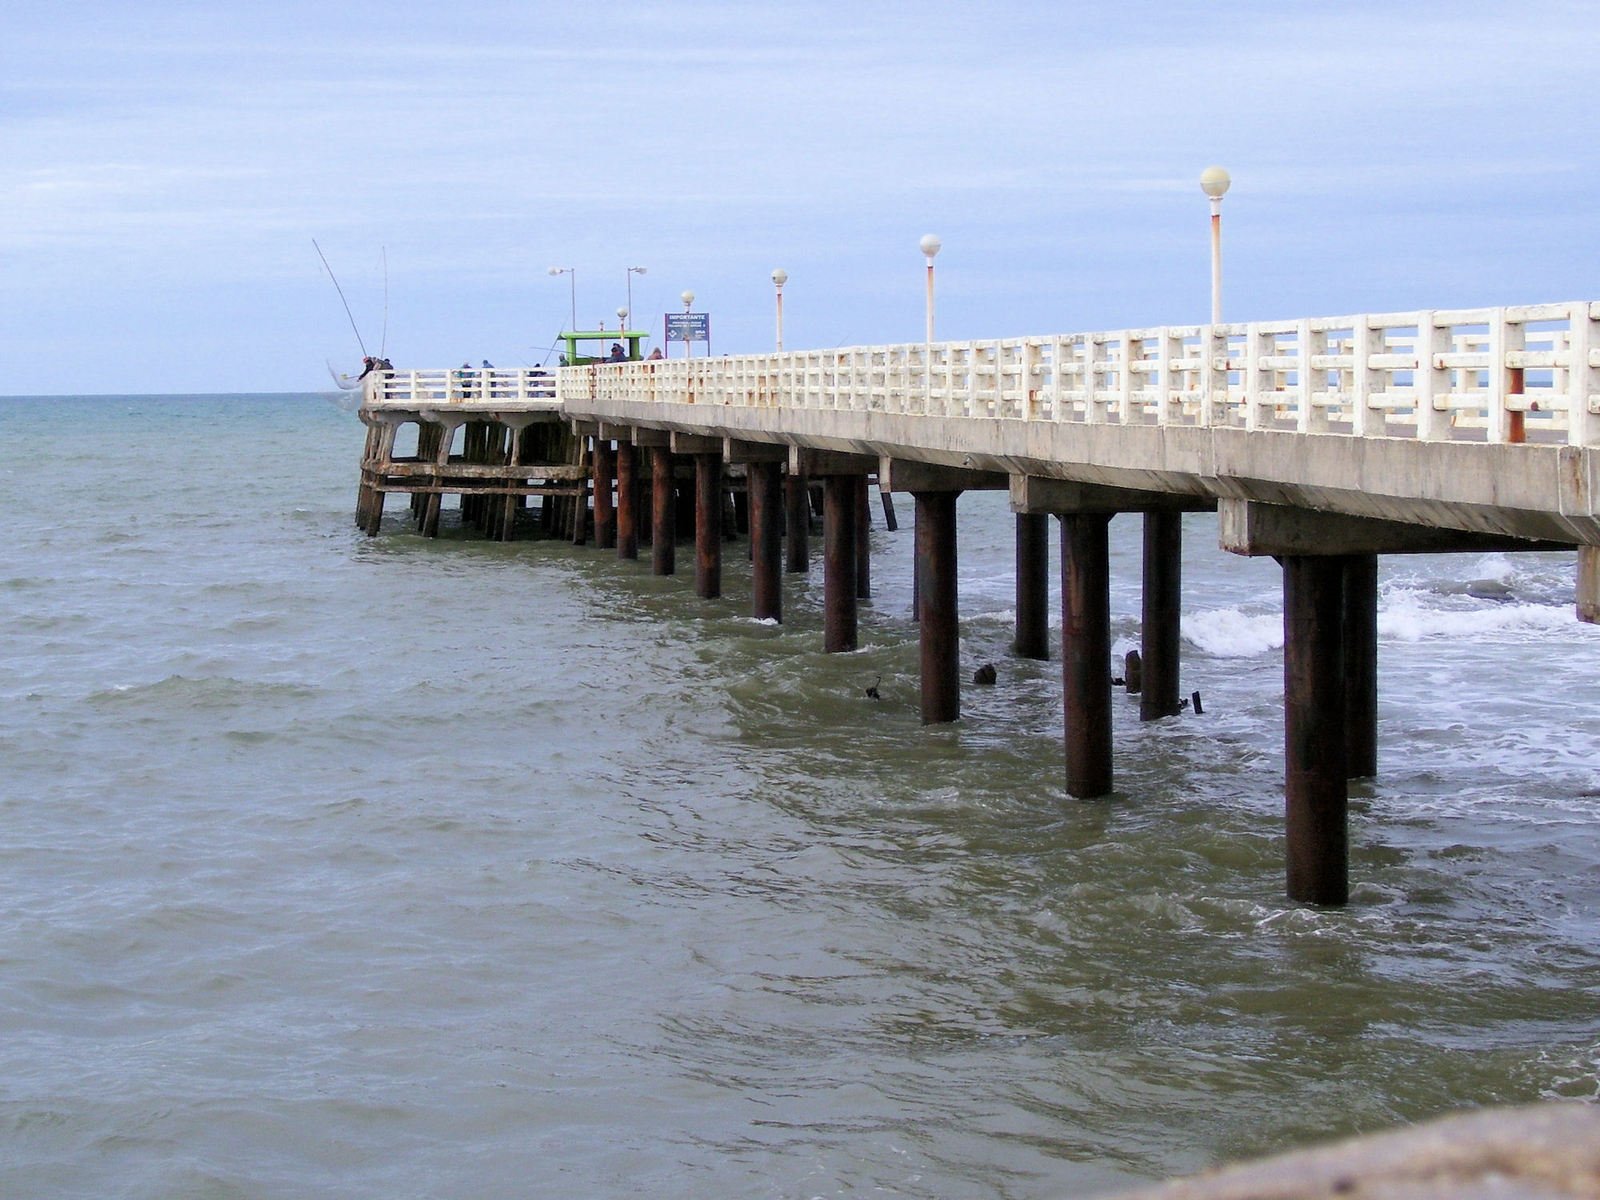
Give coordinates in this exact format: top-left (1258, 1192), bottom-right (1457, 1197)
top-left (666, 312), bottom-right (710, 343)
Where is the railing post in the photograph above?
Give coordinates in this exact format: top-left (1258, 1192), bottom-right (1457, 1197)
top-left (1350, 318), bottom-right (1375, 437)
top-left (1413, 313), bottom-right (1444, 442)
top-left (1154, 328), bottom-right (1175, 426)
top-left (1569, 302), bottom-right (1598, 446)
top-left (1084, 335), bottom-right (1105, 424)
top-left (1201, 325), bottom-right (1227, 427)
top-left (1487, 307), bottom-right (1513, 444)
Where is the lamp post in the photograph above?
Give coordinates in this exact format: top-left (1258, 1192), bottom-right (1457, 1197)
top-left (626, 266), bottom-right (646, 330)
top-left (616, 307), bottom-right (629, 357)
top-left (1199, 167), bottom-right (1230, 325)
top-left (919, 234), bottom-right (941, 344)
top-left (771, 268), bottom-right (788, 352)
top-left (548, 266), bottom-right (576, 331)
top-left (680, 290), bottom-right (695, 358)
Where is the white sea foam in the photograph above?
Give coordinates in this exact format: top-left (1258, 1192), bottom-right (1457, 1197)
top-left (1378, 587), bottom-right (1590, 643)
top-left (1183, 607), bottom-right (1283, 658)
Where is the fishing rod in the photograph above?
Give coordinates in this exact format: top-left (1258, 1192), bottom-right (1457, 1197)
top-left (312, 238), bottom-right (368, 360)
top-left (379, 245), bottom-right (388, 359)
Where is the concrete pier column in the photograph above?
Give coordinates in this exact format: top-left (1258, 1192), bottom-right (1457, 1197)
top-left (915, 491), bottom-right (961, 724)
top-left (360, 420), bottom-right (396, 537)
top-left (592, 439), bottom-right (616, 550)
top-left (1013, 511), bottom-right (1050, 659)
top-left (749, 461), bottom-right (783, 622)
top-left (1343, 553), bottom-right (1379, 780)
top-left (822, 475), bottom-right (859, 652)
top-left (1580, 546), bottom-right (1600, 624)
top-left (1139, 511), bottom-right (1184, 720)
top-left (695, 452), bottom-right (722, 599)
top-left (421, 420), bottom-right (459, 539)
top-left (1283, 554), bottom-right (1349, 906)
top-left (615, 442), bottom-right (639, 560)
top-left (357, 423), bottom-right (379, 527)
top-left (650, 447), bottom-right (676, 576)
top-left (785, 471), bottom-right (811, 573)
top-left (1061, 513), bottom-right (1113, 798)
top-left (855, 474), bottom-right (872, 599)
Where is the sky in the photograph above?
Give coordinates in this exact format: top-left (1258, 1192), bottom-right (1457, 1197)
top-left (4, 0), bottom-right (1599, 395)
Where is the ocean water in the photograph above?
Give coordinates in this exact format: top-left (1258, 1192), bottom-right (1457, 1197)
top-left (2, 393), bottom-right (1598, 1199)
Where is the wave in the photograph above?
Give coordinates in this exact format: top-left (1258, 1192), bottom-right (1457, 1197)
top-left (1183, 607), bottom-right (1283, 658)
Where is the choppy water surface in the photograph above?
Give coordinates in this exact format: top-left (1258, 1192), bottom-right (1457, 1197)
top-left (2, 394), bottom-right (1598, 1198)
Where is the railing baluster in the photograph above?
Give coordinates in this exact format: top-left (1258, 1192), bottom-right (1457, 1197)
top-left (1570, 302), bottom-right (1598, 446)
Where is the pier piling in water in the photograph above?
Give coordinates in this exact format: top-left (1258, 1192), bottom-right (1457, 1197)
top-left (785, 470), bottom-right (811, 573)
top-left (822, 474), bottom-right (859, 652)
top-left (749, 460), bottom-right (783, 622)
top-left (592, 438), bottom-right (616, 550)
top-left (1343, 553), bottom-right (1379, 779)
top-left (650, 445), bottom-right (676, 576)
top-left (1139, 511), bottom-right (1184, 720)
top-left (1283, 554), bottom-right (1350, 906)
top-left (915, 490), bottom-right (962, 724)
top-left (615, 441), bottom-right (639, 560)
top-left (1061, 513), bottom-right (1114, 799)
top-left (694, 451), bottom-right (722, 599)
top-left (1013, 512), bottom-right (1050, 660)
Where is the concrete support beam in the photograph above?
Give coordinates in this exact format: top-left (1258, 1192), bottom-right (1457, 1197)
top-left (793, 447), bottom-right (877, 477)
top-left (881, 458), bottom-right (1005, 493)
top-left (1013, 512), bottom-right (1050, 660)
top-left (1014, 475), bottom-right (1212, 516)
top-left (1222, 498), bottom-right (1572, 557)
top-left (630, 427), bottom-right (671, 448)
top-left (671, 432), bottom-right (723, 456)
top-left (724, 438), bottom-right (789, 464)
top-left (915, 491), bottom-right (962, 724)
top-left (823, 475), bottom-right (859, 652)
top-left (1061, 513), bottom-right (1113, 799)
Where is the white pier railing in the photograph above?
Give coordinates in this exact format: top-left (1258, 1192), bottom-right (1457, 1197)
top-left (561, 301), bottom-right (1599, 446)
top-left (365, 366), bottom-right (557, 407)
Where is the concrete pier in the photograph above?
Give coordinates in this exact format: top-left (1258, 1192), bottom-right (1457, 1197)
top-left (360, 294), bottom-right (1600, 906)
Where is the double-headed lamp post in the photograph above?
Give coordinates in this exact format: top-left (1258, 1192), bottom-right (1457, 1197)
top-left (547, 266), bottom-right (576, 331)
top-left (771, 268), bottom-right (788, 352)
top-left (919, 234), bottom-right (942, 344)
top-left (1199, 166), bottom-right (1230, 325)
top-left (680, 290), bottom-right (695, 358)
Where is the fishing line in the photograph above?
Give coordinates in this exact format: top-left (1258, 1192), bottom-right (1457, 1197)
top-left (379, 245), bottom-right (389, 359)
top-left (312, 238), bottom-right (368, 359)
